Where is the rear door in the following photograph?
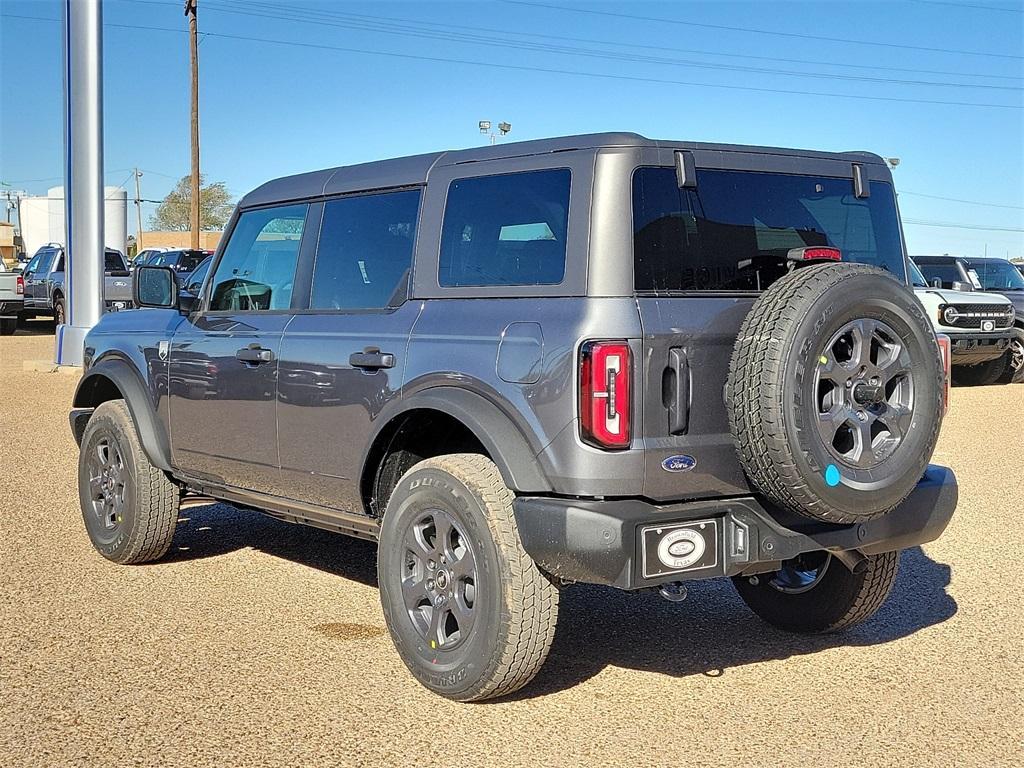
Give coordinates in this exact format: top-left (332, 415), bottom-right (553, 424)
top-left (168, 203), bottom-right (311, 494)
top-left (276, 188), bottom-right (422, 512)
top-left (631, 163), bottom-right (907, 502)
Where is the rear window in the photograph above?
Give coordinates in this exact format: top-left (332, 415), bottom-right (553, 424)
top-left (439, 169), bottom-right (570, 287)
top-left (632, 168), bottom-right (906, 292)
top-left (104, 251), bottom-right (126, 273)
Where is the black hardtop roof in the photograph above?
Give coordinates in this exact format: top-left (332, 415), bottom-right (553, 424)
top-left (239, 131), bottom-right (885, 208)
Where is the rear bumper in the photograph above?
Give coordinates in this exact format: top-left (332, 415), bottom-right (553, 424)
top-left (948, 331), bottom-right (1011, 364)
top-left (0, 299), bottom-right (23, 318)
top-left (513, 464), bottom-right (957, 590)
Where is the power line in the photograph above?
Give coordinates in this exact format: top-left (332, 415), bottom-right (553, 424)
top-left (504, 0), bottom-right (1024, 60)
top-left (911, 0), bottom-right (1024, 13)
top-left (903, 218), bottom-right (1024, 231)
top-left (900, 190), bottom-right (1024, 209)
top-left (113, 0), bottom-right (1024, 81)
top-left (185, 0), bottom-right (1023, 93)
top-left (5, 13), bottom-right (1021, 110)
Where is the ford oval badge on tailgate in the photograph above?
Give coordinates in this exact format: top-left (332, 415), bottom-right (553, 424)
top-left (661, 454), bottom-right (696, 473)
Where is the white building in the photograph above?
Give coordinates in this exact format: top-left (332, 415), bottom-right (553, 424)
top-left (18, 186), bottom-right (128, 258)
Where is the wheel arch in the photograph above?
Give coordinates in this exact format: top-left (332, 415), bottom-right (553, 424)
top-left (360, 387), bottom-right (552, 516)
top-left (73, 357), bottom-right (172, 471)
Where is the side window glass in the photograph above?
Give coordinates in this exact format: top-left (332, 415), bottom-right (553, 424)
top-left (310, 189), bottom-right (421, 310)
top-left (24, 252), bottom-right (43, 274)
top-left (55, 254), bottom-right (65, 272)
top-left (439, 169), bottom-right (570, 287)
top-left (209, 204), bottom-right (307, 312)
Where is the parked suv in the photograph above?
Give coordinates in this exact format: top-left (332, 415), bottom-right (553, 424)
top-left (915, 255), bottom-right (1024, 383)
top-left (21, 245), bottom-right (133, 324)
top-left (70, 134), bottom-right (956, 701)
top-left (908, 259), bottom-right (1014, 385)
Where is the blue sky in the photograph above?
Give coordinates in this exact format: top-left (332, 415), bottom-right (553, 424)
top-left (1, 0), bottom-right (1022, 258)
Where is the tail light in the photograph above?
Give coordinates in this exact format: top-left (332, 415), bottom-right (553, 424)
top-left (936, 333), bottom-right (951, 414)
top-left (787, 246), bottom-right (842, 261)
top-left (16, 276), bottom-right (24, 295)
top-left (580, 340), bottom-right (631, 449)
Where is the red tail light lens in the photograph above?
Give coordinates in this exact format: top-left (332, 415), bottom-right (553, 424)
top-left (787, 246), bottom-right (842, 261)
top-left (936, 333), bottom-right (951, 414)
top-left (16, 276), bottom-right (24, 295)
top-left (580, 340), bottom-right (631, 449)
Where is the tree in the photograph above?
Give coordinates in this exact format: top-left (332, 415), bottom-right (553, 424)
top-left (149, 174), bottom-right (233, 231)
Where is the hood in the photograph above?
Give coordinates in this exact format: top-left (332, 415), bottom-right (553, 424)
top-left (916, 288), bottom-right (1013, 307)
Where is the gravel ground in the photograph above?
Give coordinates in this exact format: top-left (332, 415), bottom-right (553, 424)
top-left (1, 331), bottom-right (1021, 767)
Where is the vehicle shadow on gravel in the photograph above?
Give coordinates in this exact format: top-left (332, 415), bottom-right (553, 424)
top-left (511, 546), bottom-right (955, 699)
top-left (166, 503), bottom-right (379, 587)
top-left (165, 506), bottom-right (954, 699)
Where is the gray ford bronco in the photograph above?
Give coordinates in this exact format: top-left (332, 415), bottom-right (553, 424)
top-left (70, 133), bottom-right (957, 701)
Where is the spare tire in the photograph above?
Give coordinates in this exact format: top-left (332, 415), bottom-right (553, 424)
top-left (727, 263), bottom-right (944, 524)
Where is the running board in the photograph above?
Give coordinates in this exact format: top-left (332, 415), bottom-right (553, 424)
top-left (179, 486), bottom-right (380, 542)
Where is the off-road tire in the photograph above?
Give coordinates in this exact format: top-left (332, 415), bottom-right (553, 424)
top-left (953, 355), bottom-right (1008, 387)
top-left (78, 400), bottom-right (179, 564)
top-left (999, 327), bottom-right (1024, 384)
top-left (733, 550), bottom-right (899, 633)
top-left (0, 318), bottom-right (16, 335)
top-left (727, 263), bottom-right (944, 524)
top-left (378, 453), bottom-right (558, 702)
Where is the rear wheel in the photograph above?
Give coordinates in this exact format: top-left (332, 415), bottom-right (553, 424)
top-left (78, 400), bottom-right (179, 564)
top-left (953, 355), bottom-right (1008, 387)
top-left (732, 550), bottom-right (899, 633)
top-left (378, 453), bottom-right (558, 701)
top-left (54, 296), bottom-right (66, 326)
top-left (0, 318), bottom-right (15, 335)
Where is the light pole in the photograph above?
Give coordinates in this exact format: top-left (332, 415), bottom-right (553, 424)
top-left (56, 0), bottom-right (105, 366)
top-left (479, 120), bottom-right (512, 145)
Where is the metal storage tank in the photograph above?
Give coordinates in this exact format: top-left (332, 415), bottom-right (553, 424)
top-left (34, 185), bottom-right (129, 256)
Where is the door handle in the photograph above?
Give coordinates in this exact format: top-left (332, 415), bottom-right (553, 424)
top-left (235, 344), bottom-right (274, 364)
top-left (349, 347), bottom-right (395, 370)
top-left (663, 347), bottom-right (690, 435)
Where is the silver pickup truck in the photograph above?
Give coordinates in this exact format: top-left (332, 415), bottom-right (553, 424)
top-left (20, 244), bottom-right (133, 325)
top-left (0, 270), bottom-right (24, 335)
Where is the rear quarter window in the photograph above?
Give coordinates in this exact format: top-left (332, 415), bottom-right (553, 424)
top-left (439, 168), bottom-right (570, 287)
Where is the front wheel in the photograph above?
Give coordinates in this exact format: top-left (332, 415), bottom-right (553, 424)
top-left (78, 400), bottom-right (180, 564)
top-left (0, 318), bottom-right (15, 335)
top-left (732, 550), bottom-right (898, 633)
top-left (1002, 328), bottom-right (1024, 384)
top-left (377, 453), bottom-right (558, 701)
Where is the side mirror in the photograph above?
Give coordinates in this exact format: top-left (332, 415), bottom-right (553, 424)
top-left (951, 281), bottom-right (975, 293)
top-left (134, 265), bottom-right (179, 309)
top-left (930, 278), bottom-right (942, 289)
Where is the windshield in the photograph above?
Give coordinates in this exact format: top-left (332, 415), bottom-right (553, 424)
top-left (632, 168), bottom-right (906, 292)
top-left (908, 259), bottom-right (929, 288)
top-left (965, 259), bottom-right (1024, 291)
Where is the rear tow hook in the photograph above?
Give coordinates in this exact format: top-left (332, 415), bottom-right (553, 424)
top-left (658, 582), bottom-right (688, 602)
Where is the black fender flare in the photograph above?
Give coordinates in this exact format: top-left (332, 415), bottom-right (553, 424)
top-left (361, 386), bottom-right (552, 495)
top-left (73, 357), bottom-right (172, 471)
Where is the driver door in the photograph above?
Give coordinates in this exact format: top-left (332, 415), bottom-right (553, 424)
top-left (168, 203), bottom-right (312, 494)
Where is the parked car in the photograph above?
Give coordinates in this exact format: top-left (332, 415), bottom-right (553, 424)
top-left (908, 259), bottom-right (1014, 385)
top-left (180, 255), bottom-right (212, 297)
top-left (131, 248), bottom-right (170, 272)
top-left (20, 244), bottom-right (133, 325)
top-left (70, 133), bottom-right (956, 701)
top-left (0, 269), bottom-right (24, 335)
top-left (915, 255), bottom-right (1024, 383)
top-left (147, 248), bottom-right (212, 277)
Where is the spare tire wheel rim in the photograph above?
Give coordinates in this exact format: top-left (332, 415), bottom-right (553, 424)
top-left (400, 508), bottom-right (478, 655)
top-left (814, 317), bottom-right (914, 470)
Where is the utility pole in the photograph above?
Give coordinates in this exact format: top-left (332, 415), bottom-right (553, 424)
top-left (185, 0), bottom-right (200, 249)
top-left (133, 168), bottom-right (143, 252)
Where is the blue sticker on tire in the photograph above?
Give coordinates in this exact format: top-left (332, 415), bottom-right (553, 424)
top-left (825, 464), bottom-right (841, 487)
